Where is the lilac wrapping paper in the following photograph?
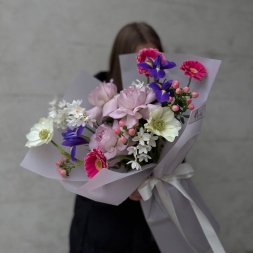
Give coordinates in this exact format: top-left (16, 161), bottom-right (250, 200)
top-left (20, 53), bottom-right (222, 252)
top-left (120, 53), bottom-right (222, 253)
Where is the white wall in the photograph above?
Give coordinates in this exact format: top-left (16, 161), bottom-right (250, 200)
top-left (0, 0), bottom-right (252, 252)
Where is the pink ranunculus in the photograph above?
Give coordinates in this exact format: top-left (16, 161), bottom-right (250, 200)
top-left (84, 147), bottom-right (108, 179)
top-left (88, 81), bottom-right (117, 107)
top-left (89, 124), bottom-right (126, 159)
top-left (136, 48), bottom-right (166, 77)
top-left (180, 60), bottom-right (207, 81)
top-left (109, 85), bottom-right (156, 128)
top-left (87, 81), bottom-right (118, 123)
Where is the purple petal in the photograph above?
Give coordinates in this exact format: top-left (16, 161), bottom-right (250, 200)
top-left (155, 90), bottom-right (169, 103)
top-left (162, 60), bottom-right (176, 69)
top-left (162, 80), bottom-right (173, 91)
top-left (137, 62), bottom-right (153, 70)
top-left (155, 69), bottom-right (166, 79)
top-left (149, 82), bottom-right (162, 91)
top-left (76, 126), bottom-right (85, 136)
top-left (153, 55), bottom-right (162, 68)
top-left (62, 137), bottom-right (87, 147)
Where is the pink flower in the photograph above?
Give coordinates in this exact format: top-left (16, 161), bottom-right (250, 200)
top-left (84, 147), bottom-right (108, 179)
top-left (109, 85), bottom-right (158, 128)
top-left (136, 48), bottom-right (166, 77)
top-left (89, 124), bottom-right (126, 159)
top-left (180, 60), bottom-right (207, 81)
top-left (86, 81), bottom-right (118, 123)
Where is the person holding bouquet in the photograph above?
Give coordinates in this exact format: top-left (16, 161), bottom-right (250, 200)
top-left (69, 22), bottom-right (162, 253)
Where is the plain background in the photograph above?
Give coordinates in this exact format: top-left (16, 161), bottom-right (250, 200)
top-left (0, 0), bottom-right (252, 253)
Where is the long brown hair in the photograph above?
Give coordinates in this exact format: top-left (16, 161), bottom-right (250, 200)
top-left (108, 22), bottom-right (164, 91)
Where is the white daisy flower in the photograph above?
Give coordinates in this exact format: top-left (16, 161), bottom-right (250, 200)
top-left (127, 160), bottom-right (142, 170)
top-left (127, 146), bottom-right (137, 157)
top-left (138, 154), bottom-right (151, 163)
top-left (58, 100), bottom-right (67, 108)
top-left (132, 127), bottom-right (150, 145)
top-left (85, 113), bottom-right (96, 128)
top-left (137, 144), bottom-right (151, 154)
top-left (148, 133), bottom-right (159, 147)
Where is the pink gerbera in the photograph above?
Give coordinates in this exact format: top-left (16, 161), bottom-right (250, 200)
top-left (180, 60), bottom-right (207, 81)
top-left (136, 48), bottom-right (166, 77)
top-left (84, 147), bottom-right (108, 179)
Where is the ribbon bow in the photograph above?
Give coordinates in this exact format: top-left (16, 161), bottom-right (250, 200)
top-left (138, 163), bottom-right (226, 253)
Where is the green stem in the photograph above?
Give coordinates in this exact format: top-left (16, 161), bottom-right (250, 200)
top-left (81, 135), bottom-right (90, 142)
top-left (86, 126), bottom-right (95, 134)
top-left (156, 136), bottom-right (162, 160)
top-left (187, 78), bottom-right (192, 87)
top-left (147, 76), bottom-right (150, 84)
top-left (51, 140), bottom-right (84, 165)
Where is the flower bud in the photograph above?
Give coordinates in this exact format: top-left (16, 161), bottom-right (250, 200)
top-left (56, 160), bottom-right (61, 166)
top-left (120, 136), bottom-right (127, 144)
top-left (172, 105), bottom-right (179, 112)
top-left (114, 128), bottom-right (121, 135)
top-left (128, 129), bottom-right (136, 136)
top-left (168, 97), bottom-right (173, 103)
top-left (188, 104), bottom-right (195, 110)
top-left (58, 168), bottom-right (67, 177)
top-left (119, 120), bottom-right (125, 127)
top-left (183, 87), bottom-right (190, 93)
top-left (186, 98), bottom-right (192, 104)
top-left (175, 88), bottom-right (182, 94)
top-left (192, 92), bottom-right (199, 98)
top-left (61, 156), bottom-right (67, 162)
top-left (172, 80), bottom-right (180, 89)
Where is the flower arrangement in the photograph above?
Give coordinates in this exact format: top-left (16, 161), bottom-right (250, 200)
top-left (25, 48), bottom-right (207, 179)
top-left (22, 50), bottom-right (224, 253)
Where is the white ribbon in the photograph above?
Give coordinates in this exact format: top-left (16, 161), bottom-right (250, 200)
top-left (138, 163), bottom-right (226, 253)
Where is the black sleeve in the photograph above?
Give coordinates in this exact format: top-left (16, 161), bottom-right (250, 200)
top-left (94, 71), bottom-right (108, 82)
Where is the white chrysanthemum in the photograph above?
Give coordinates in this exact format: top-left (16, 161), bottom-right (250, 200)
top-left (127, 160), bottom-right (141, 170)
top-left (25, 118), bottom-right (54, 148)
top-left (132, 127), bottom-right (150, 145)
top-left (138, 154), bottom-right (151, 163)
top-left (49, 98), bottom-right (58, 107)
top-left (137, 144), bottom-right (151, 154)
top-left (144, 107), bottom-right (181, 142)
top-left (54, 109), bottom-right (67, 129)
top-left (58, 100), bottom-right (67, 108)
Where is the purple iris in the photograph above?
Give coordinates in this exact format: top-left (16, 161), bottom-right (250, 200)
top-left (62, 126), bottom-right (88, 161)
top-left (149, 79), bottom-right (174, 102)
top-left (137, 55), bottom-right (176, 80)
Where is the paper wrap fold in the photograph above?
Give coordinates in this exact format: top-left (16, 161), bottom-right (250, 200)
top-left (21, 53), bottom-right (222, 253)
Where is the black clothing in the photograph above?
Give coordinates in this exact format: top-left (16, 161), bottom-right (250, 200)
top-left (69, 72), bottom-right (160, 253)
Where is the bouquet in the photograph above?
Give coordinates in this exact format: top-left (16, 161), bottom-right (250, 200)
top-left (21, 49), bottom-right (225, 253)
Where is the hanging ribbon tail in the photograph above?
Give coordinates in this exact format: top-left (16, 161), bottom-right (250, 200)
top-left (138, 163), bottom-right (226, 253)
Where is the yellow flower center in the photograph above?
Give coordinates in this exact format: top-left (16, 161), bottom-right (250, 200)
top-left (39, 129), bottom-right (50, 140)
top-left (95, 159), bottom-right (103, 171)
top-left (153, 119), bottom-right (165, 131)
top-left (190, 68), bottom-right (198, 73)
top-left (145, 58), bottom-right (153, 67)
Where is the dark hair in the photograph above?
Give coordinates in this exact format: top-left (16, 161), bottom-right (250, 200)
top-left (108, 22), bottom-right (164, 91)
